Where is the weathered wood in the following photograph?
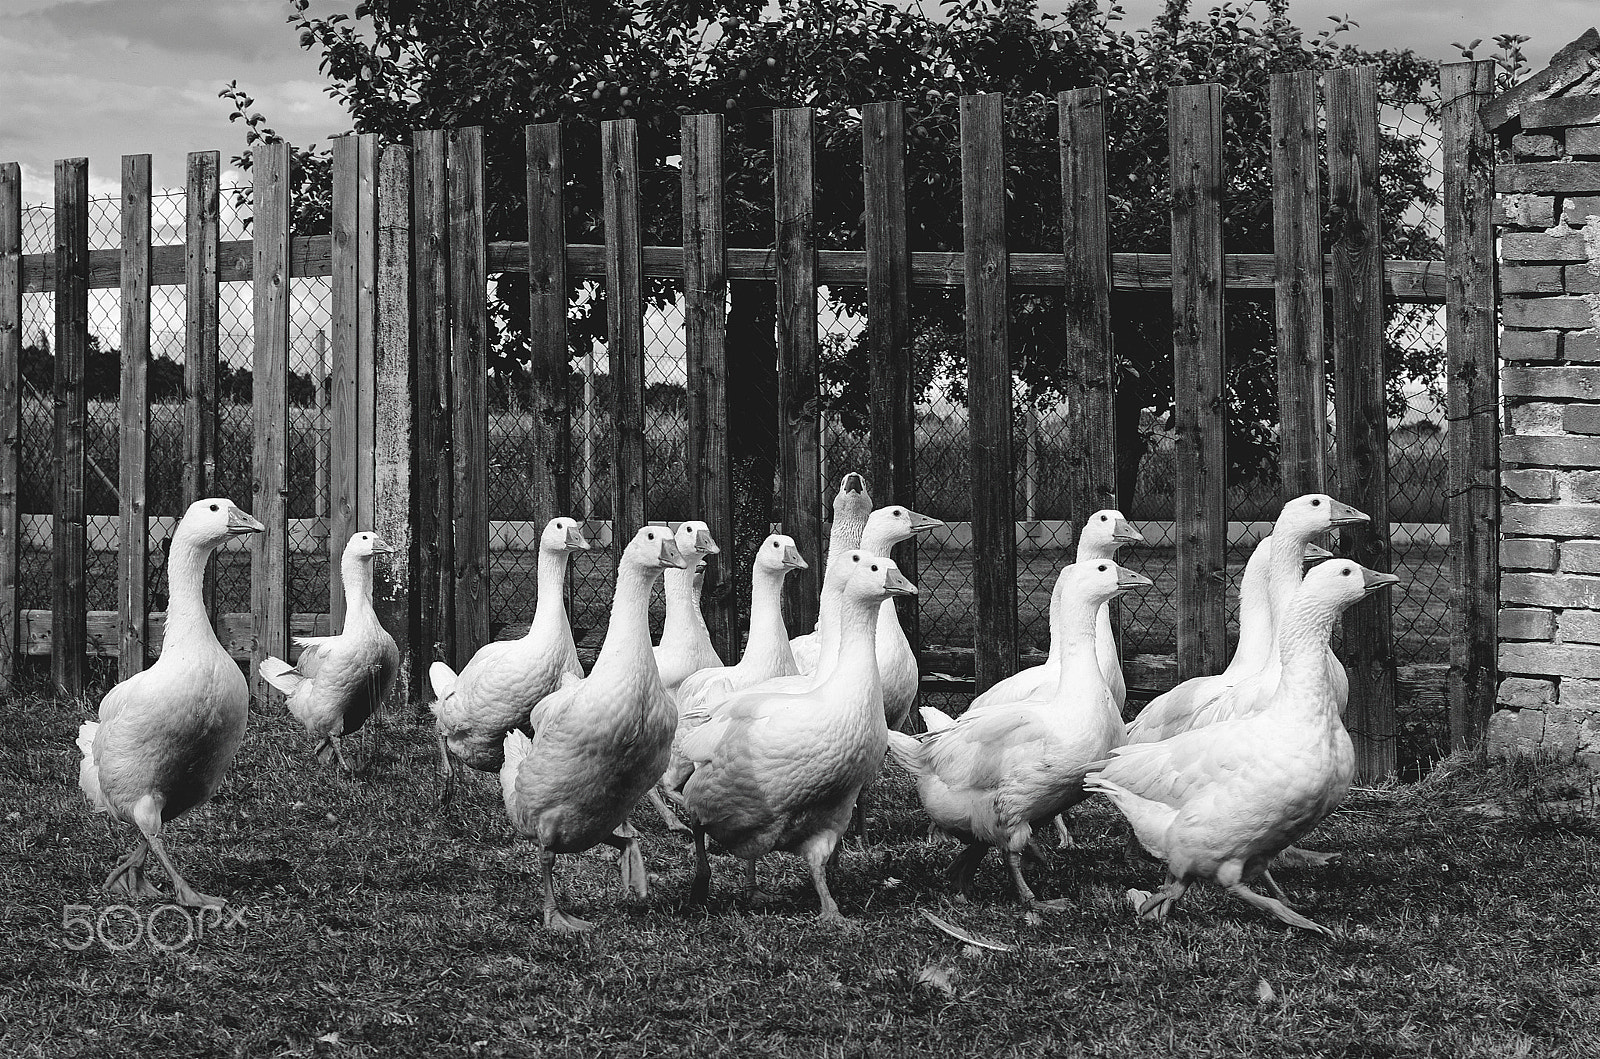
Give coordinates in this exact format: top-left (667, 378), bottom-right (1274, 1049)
top-left (251, 141), bottom-right (292, 698)
top-left (0, 163), bottom-right (20, 687)
top-left (22, 236), bottom-right (333, 291)
top-left (864, 101), bottom-right (919, 646)
top-left (1441, 61), bottom-right (1500, 751)
top-left (22, 608), bottom-right (333, 661)
top-left (118, 154), bottom-right (152, 678)
top-left (1059, 88), bottom-right (1117, 528)
top-left (412, 129), bottom-right (453, 673)
top-left (53, 157), bottom-right (89, 697)
top-left (183, 151), bottom-right (220, 619)
top-left (1327, 66), bottom-right (1398, 781)
top-left (1169, 84), bottom-right (1228, 680)
top-left (357, 134), bottom-right (379, 539)
top-left (773, 107), bottom-right (823, 632)
top-left (681, 114), bottom-right (736, 658)
top-left (329, 134), bottom-right (360, 626)
top-left (374, 142), bottom-right (413, 704)
top-left (448, 127), bottom-right (491, 666)
top-left (525, 123), bottom-right (572, 526)
top-left (601, 119), bottom-right (647, 539)
top-left (960, 93), bottom-right (1018, 690)
top-left (1270, 71), bottom-right (1328, 497)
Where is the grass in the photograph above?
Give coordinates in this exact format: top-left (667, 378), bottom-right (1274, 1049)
top-left (3, 688), bottom-right (1599, 1057)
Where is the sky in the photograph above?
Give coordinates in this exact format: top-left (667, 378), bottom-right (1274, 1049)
top-left (0, 0), bottom-right (1592, 203)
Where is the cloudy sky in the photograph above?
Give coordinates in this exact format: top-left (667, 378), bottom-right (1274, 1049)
top-left (0, 0), bottom-right (1592, 202)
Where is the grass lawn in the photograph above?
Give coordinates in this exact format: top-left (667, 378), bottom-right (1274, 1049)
top-left (4, 690), bottom-right (1599, 1058)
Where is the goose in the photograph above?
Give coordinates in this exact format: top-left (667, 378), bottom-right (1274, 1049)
top-left (679, 553), bottom-right (916, 921)
top-left (260, 531), bottom-right (400, 773)
top-left (76, 497), bottom-right (265, 907)
top-left (921, 508), bottom-right (1142, 731)
top-left (1085, 559), bottom-right (1399, 937)
top-left (888, 559), bottom-right (1151, 911)
top-left (789, 472), bottom-right (872, 671)
top-left (499, 525), bottom-right (689, 932)
top-left (653, 521), bottom-right (723, 693)
top-left (1125, 494), bottom-right (1367, 743)
top-left (429, 518), bottom-right (589, 799)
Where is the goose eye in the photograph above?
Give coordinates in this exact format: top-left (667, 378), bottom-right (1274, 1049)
top-left (1098, 564), bottom-right (1107, 572)
top-left (852, 555), bottom-right (860, 562)
top-left (1342, 568), bottom-right (1351, 576)
top-left (209, 504), bottom-right (219, 512)
top-left (647, 532), bottom-right (655, 540)
top-left (870, 564), bottom-right (879, 571)
top-left (771, 541), bottom-right (779, 548)
top-left (892, 509), bottom-right (902, 516)
top-left (1311, 498), bottom-right (1322, 506)
top-left (1100, 515), bottom-right (1107, 521)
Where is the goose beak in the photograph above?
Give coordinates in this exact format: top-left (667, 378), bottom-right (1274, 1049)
top-left (883, 568), bottom-right (918, 597)
top-left (842, 472), bottom-right (866, 494)
top-left (1115, 568), bottom-right (1154, 592)
top-left (227, 507), bottom-right (266, 535)
top-left (908, 510), bottom-right (943, 534)
top-left (566, 524), bottom-right (591, 551)
top-left (1328, 499), bottom-right (1369, 527)
top-left (659, 539), bottom-right (690, 569)
top-left (369, 536), bottom-right (394, 555)
top-left (781, 544), bottom-right (808, 570)
top-left (1360, 567), bottom-right (1401, 594)
top-left (1302, 542), bottom-right (1334, 567)
top-left (1112, 518), bottom-right (1143, 544)
top-left (694, 528), bottom-right (721, 555)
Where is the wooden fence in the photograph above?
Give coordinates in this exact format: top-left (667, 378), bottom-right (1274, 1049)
top-left (0, 65), bottom-right (1501, 779)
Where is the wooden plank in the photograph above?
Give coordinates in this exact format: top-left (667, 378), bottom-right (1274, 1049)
top-left (251, 140), bottom-right (292, 698)
top-left (864, 101), bottom-right (919, 648)
top-left (53, 157), bottom-right (88, 697)
top-left (356, 134), bottom-right (379, 537)
top-left (1169, 84), bottom-right (1228, 681)
top-left (526, 123), bottom-right (572, 526)
top-left (1059, 88), bottom-right (1117, 527)
top-left (1441, 61), bottom-right (1500, 751)
top-left (21, 236), bottom-right (333, 291)
top-left (1271, 71), bottom-right (1328, 497)
top-left (681, 113), bottom-right (736, 659)
top-left (412, 129), bottom-right (453, 673)
top-left (183, 152), bottom-right (220, 619)
top-left (449, 127), bottom-right (491, 666)
top-left (0, 163), bottom-right (19, 688)
top-left (601, 119), bottom-right (647, 539)
top-left (329, 134), bottom-right (360, 626)
top-left (1326, 66), bottom-right (1397, 781)
top-left (773, 107), bottom-right (823, 632)
top-left (960, 93), bottom-right (1018, 691)
top-left (373, 142), bottom-right (414, 704)
top-left (118, 154), bottom-right (152, 678)
top-left (22, 609), bottom-right (333, 661)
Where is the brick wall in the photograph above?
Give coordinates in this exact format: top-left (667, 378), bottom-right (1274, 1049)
top-left (1490, 83), bottom-right (1600, 762)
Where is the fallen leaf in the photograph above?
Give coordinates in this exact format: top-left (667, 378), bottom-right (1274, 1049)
top-left (1257, 978), bottom-right (1277, 1005)
top-left (915, 963), bottom-right (957, 998)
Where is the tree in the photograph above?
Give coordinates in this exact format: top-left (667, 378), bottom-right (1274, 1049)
top-left (246, 0), bottom-right (1444, 521)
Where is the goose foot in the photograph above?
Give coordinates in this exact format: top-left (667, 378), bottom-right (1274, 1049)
top-left (1132, 877), bottom-right (1188, 922)
top-left (138, 819), bottom-right (226, 909)
top-left (740, 859), bottom-right (779, 907)
top-left (1273, 845), bottom-right (1341, 869)
top-left (1052, 814), bottom-right (1076, 849)
top-left (646, 788), bottom-right (693, 836)
top-left (437, 745), bottom-right (461, 807)
top-left (331, 736), bottom-right (358, 776)
top-left (1227, 881), bottom-right (1334, 938)
top-left (605, 825), bottom-right (649, 899)
top-left (803, 834), bottom-right (844, 922)
top-left (1004, 846), bottom-right (1060, 911)
top-left (948, 842), bottom-right (990, 899)
top-left (1028, 897), bottom-right (1075, 913)
top-left (544, 908), bottom-right (595, 934)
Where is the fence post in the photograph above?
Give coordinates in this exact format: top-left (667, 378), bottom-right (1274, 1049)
top-left (251, 140), bottom-right (292, 699)
top-left (1271, 71), bottom-right (1328, 497)
top-left (864, 101), bottom-right (919, 651)
top-left (374, 141), bottom-right (414, 704)
top-left (330, 134), bottom-right (361, 626)
top-left (960, 93), bottom-right (1018, 691)
top-left (357, 134), bottom-right (379, 539)
top-left (1169, 85), bottom-right (1228, 680)
top-left (0, 163), bottom-right (19, 688)
top-left (183, 151), bottom-right (220, 619)
top-left (774, 107), bottom-right (823, 633)
top-left (1441, 60), bottom-right (1500, 750)
top-left (682, 113), bottom-right (737, 659)
top-left (53, 157), bottom-right (88, 697)
top-left (411, 130), bottom-right (453, 681)
top-left (118, 154), bottom-right (152, 678)
top-left (1327, 66), bottom-right (1397, 780)
top-left (601, 119), bottom-right (647, 541)
top-left (526, 123), bottom-right (573, 526)
top-left (448, 127), bottom-right (490, 665)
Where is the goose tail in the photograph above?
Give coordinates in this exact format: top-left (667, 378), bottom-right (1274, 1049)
top-left (885, 730), bottom-right (924, 776)
top-left (919, 706), bottom-right (957, 732)
top-left (76, 721), bottom-right (108, 813)
top-left (429, 661), bottom-right (458, 699)
top-left (499, 729), bottom-right (534, 809)
top-left (259, 656), bottom-right (303, 697)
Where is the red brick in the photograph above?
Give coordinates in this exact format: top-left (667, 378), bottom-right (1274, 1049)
top-left (1500, 230), bottom-right (1591, 262)
top-left (1502, 366), bottom-right (1600, 398)
top-left (1503, 502), bottom-right (1600, 536)
top-left (1503, 469), bottom-right (1558, 499)
top-left (1503, 297), bottom-right (1599, 330)
top-left (1570, 126), bottom-right (1600, 158)
top-left (1501, 329), bottom-right (1562, 362)
top-left (1499, 641), bottom-right (1600, 678)
top-left (1566, 266), bottom-right (1600, 294)
top-left (1560, 610), bottom-right (1600, 644)
top-left (1565, 331), bottom-right (1600, 362)
top-left (1563, 195), bottom-right (1600, 225)
top-left (1514, 132), bottom-right (1563, 159)
top-left (1499, 194), bottom-right (1558, 227)
top-left (1560, 538), bottom-right (1600, 572)
top-left (1501, 607), bottom-right (1557, 641)
top-left (1497, 162), bottom-right (1600, 195)
top-left (1502, 265), bottom-right (1565, 293)
top-left (1500, 536), bottom-right (1557, 569)
top-left (1502, 435), bottom-right (1600, 468)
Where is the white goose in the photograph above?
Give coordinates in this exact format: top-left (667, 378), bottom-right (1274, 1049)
top-left (77, 497), bottom-right (265, 907)
top-left (888, 560), bottom-right (1151, 910)
top-left (429, 518), bottom-right (589, 798)
top-left (653, 521), bottom-right (723, 693)
top-left (789, 472), bottom-right (872, 671)
top-left (1086, 559), bottom-right (1399, 937)
top-left (261, 531), bottom-right (400, 773)
top-left (500, 525), bottom-right (689, 932)
top-left (680, 554), bottom-right (916, 921)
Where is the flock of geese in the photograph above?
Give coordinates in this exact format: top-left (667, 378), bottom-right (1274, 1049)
top-left (75, 474), bottom-right (1396, 938)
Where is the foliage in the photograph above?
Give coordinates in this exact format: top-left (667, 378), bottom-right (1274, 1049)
top-left (1452, 33), bottom-right (1532, 91)
top-left (20, 336), bottom-right (320, 406)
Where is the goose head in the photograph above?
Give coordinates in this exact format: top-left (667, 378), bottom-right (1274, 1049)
top-left (821, 548), bottom-right (869, 596)
top-left (1299, 557), bottom-right (1401, 615)
top-left (1078, 509), bottom-right (1143, 557)
top-left (1302, 541), bottom-right (1335, 568)
top-left (1274, 493), bottom-right (1368, 543)
top-left (673, 520), bottom-right (720, 564)
top-left (862, 505), bottom-right (943, 550)
top-left (846, 555), bottom-right (918, 605)
top-left (345, 531), bottom-right (393, 560)
top-left (756, 533), bottom-right (808, 574)
top-left (624, 526), bottom-right (691, 571)
top-left (1063, 558), bottom-right (1153, 610)
top-left (833, 472), bottom-right (873, 522)
top-left (176, 498), bottom-right (264, 551)
top-left (540, 517), bottom-right (591, 554)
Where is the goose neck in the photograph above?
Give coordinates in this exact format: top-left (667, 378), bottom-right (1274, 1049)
top-left (1273, 597), bottom-right (1341, 712)
top-left (661, 563), bottom-right (709, 645)
top-left (340, 552), bottom-right (379, 631)
top-left (1226, 543), bottom-right (1276, 674)
top-left (742, 566), bottom-right (793, 669)
top-left (592, 563), bottom-right (659, 675)
top-left (816, 594), bottom-right (882, 708)
top-left (527, 547), bottom-right (573, 638)
top-left (160, 533), bottom-right (224, 659)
